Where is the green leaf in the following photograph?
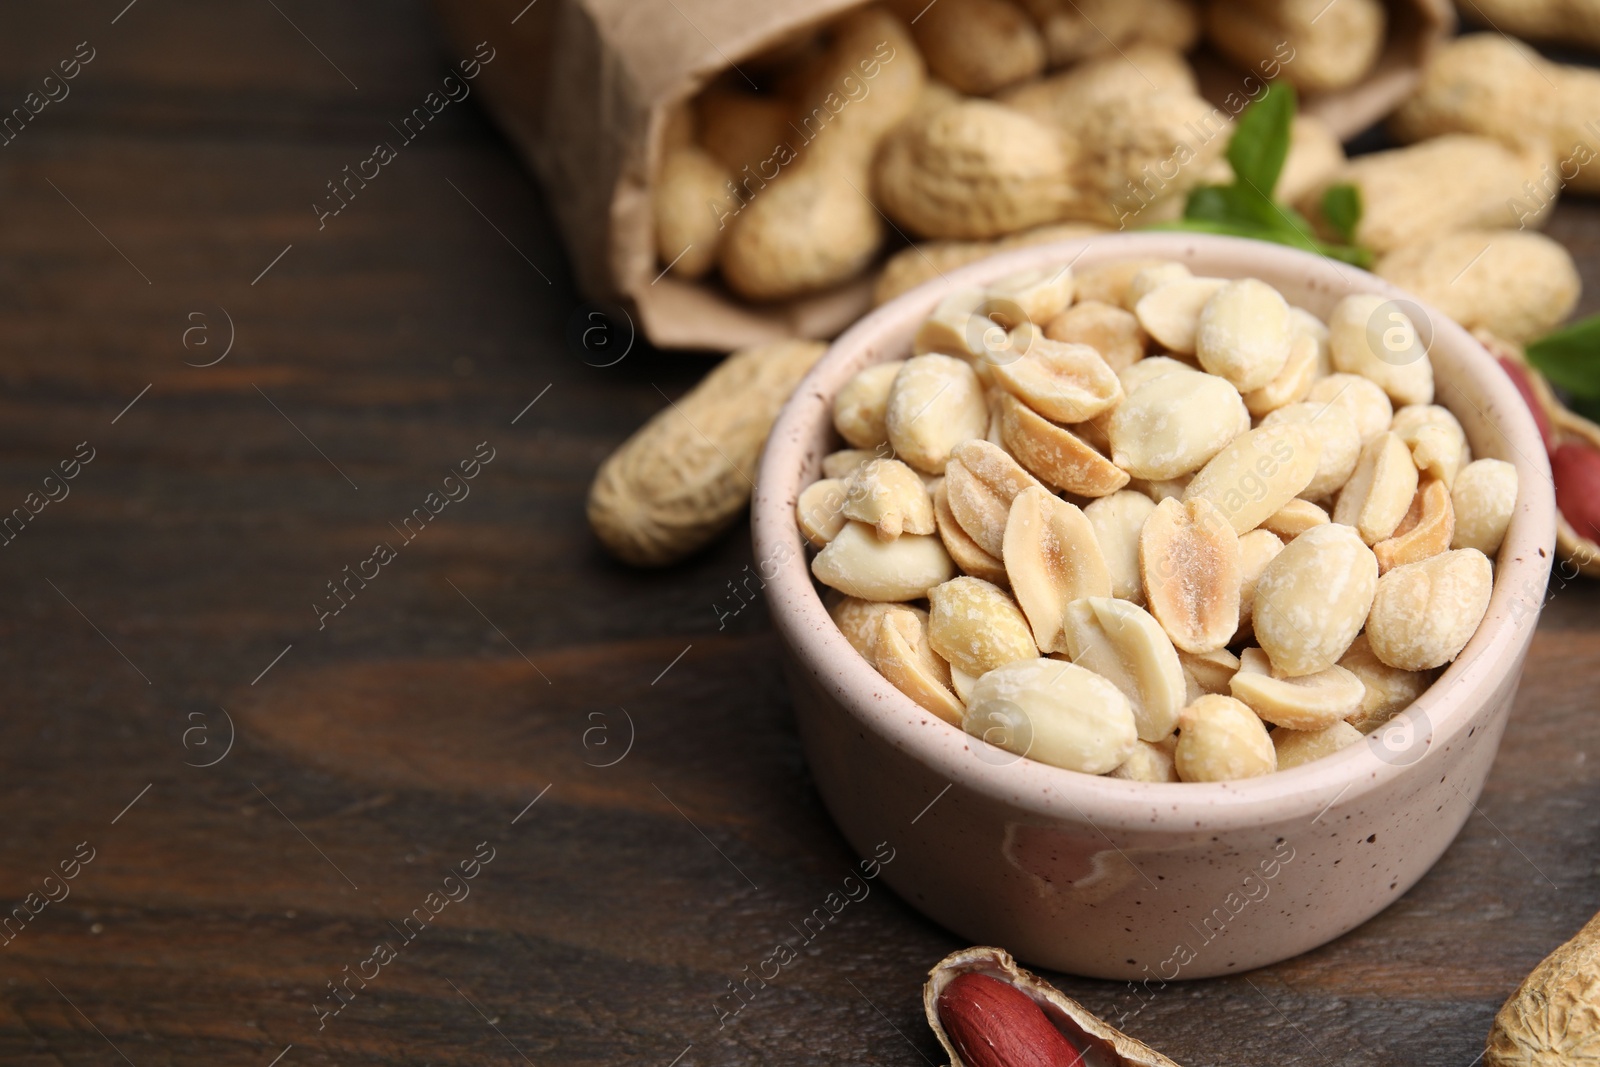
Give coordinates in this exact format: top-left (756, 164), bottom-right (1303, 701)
top-left (1226, 81), bottom-right (1296, 199)
top-left (1526, 315), bottom-right (1600, 399)
top-left (1320, 183), bottom-right (1363, 244)
top-left (1154, 217), bottom-right (1373, 268)
top-left (1185, 183), bottom-right (1278, 230)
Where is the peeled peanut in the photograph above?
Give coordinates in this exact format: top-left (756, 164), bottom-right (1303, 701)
top-left (830, 597), bottom-right (923, 659)
top-left (876, 100), bottom-right (1074, 239)
top-left (1084, 490), bottom-right (1156, 603)
top-left (1366, 548), bottom-right (1494, 671)
top-left (841, 458), bottom-right (936, 541)
top-left (1261, 402), bottom-right (1362, 500)
top-left (873, 608), bottom-right (963, 726)
top-left (945, 439), bottom-right (1045, 558)
top-left (928, 576), bottom-right (1039, 676)
top-left (1003, 487), bottom-right (1111, 652)
top-left (949, 664), bottom-right (978, 705)
top-left (1243, 331), bottom-right (1318, 417)
top-left (991, 334), bottom-right (1122, 422)
top-left (798, 478), bottom-right (849, 547)
top-left (1196, 279), bottom-right (1293, 392)
top-left (1273, 721), bottom-right (1363, 771)
top-left (988, 267), bottom-right (1075, 326)
top-left (1140, 496), bottom-right (1242, 654)
top-left (965, 658), bottom-right (1137, 774)
top-left (1260, 499), bottom-right (1329, 540)
top-left (887, 354), bottom-right (989, 473)
top-left (901, 0), bottom-right (1045, 95)
top-left (1307, 373), bottom-right (1394, 444)
top-left (822, 449), bottom-right (883, 481)
top-left (1338, 633), bottom-right (1436, 733)
top-left (874, 220), bottom-right (1109, 306)
top-left (1174, 694), bottom-right (1276, 783)
top-left (1061, 597), bottom-right (1185, 741)
top-left (834, 362), bottom-right (905, 449)
top-left (1134, 277), bottom-right (1228, 355)
top-left (998, 393), bottom-right (1130, 496)
top-left (1108, 366), bottom-right (1249, 480)
top-left (1044, 300), bottom-right (1147, 372)
top-left (1392, 404), bottom-right (1469, 487)
top-left (720, 162), bottom-right (885, 301)
top-left (655, 147), bottom-right (733, 280)
top-left (1184, 422), bottom-right (1319, 535)
top-left (812, 521), bottom-right (956, 601)
top-left (1253, 523), bottom-right (1377, 677)
top-left (933, 480), bottom-right (1008, 585)
top-left (1327, 294), bottom-right (1435, 407)
top-left (1451, 459), bottom-right (1518, 556)
top-left (1335, 432), bottom-right (1420, 545)
top-left (1125, 262), bottom-right (1193, 310)
top-left (916, 290), bottom-right (990, 360)
top-left (1071, 258), bottom-right (1171, 308)
top-left (1236, 528), bottom-right (1284, 640)
top-left (1179, 647), bottom-right (1239, 700)
top-left (1229, 647), bottom-right (1365, 731)
top-left (1291, 307), bottom-right (1332, 376)
top-left (1374, 478), bottom-right (1455, 574)
top-left (1118, 354), bottom-right (1191, 394)
top-left (1109, 738), bottom-right (1180, 782)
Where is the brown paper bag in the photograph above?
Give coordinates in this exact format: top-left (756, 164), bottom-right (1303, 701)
top-left (432, 0), bottom-right (1452, 353)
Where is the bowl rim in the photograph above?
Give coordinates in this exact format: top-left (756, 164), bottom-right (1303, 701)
top-left (753, 232), bottom-right (1556, 834)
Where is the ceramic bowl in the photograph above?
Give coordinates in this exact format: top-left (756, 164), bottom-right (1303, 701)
top-left (752, 233), bottom-right (1556, 980)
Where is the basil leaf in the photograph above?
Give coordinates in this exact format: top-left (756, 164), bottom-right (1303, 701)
top-left (1526, 315), bottom-right (1600, 399)
top-left (1226, 81), bottom-right (1296, 198)
top-left (1321, 183), bottom-right (1363, 244)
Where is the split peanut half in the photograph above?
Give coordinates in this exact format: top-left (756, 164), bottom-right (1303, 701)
top-left (1060, 596), bottom-right (1185, 741)
top-left (944, 438), bottom-right (1046, 558)
top-left (1229, 646), bottom-right (1366, 730)
top-left (1139, 496), bottom-right (1242, 654)
top-left (1003, 486), bottom-right (1111, 652)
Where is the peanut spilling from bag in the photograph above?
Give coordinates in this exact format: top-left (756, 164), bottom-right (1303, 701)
top-left (800, 260), bottom-right (1513, 782)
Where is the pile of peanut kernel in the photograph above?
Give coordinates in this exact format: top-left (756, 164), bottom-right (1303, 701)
top-left (799, 258), bottom-right (1520, 782)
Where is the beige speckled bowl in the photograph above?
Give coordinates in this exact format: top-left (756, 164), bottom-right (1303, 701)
top-left (752, 233), bottom-right (1556, 980)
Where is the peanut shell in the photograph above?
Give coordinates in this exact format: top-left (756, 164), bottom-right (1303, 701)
top-left (589, 340), bottom-right (825, 566)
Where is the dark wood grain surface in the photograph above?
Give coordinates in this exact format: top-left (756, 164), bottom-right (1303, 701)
top-left (0, 4), bottom-right (1597, 1065)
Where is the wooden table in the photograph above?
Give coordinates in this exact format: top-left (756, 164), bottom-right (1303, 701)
top-left (0, 4), bottom-right (1595, 1065)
